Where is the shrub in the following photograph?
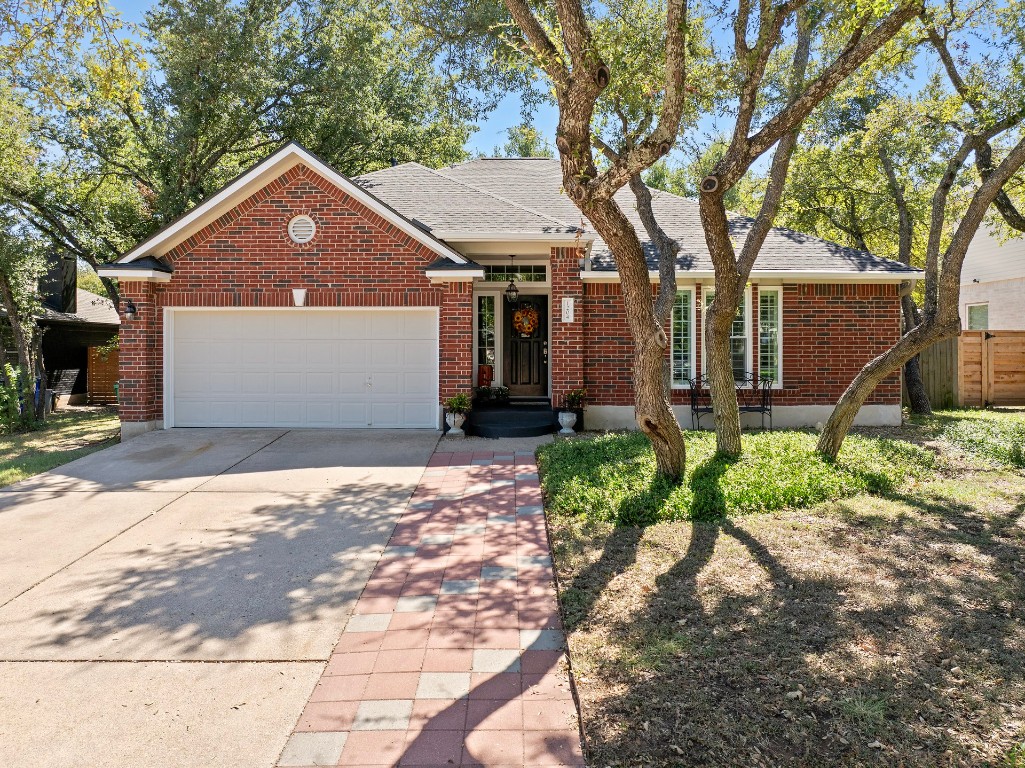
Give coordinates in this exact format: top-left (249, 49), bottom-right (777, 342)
top-left (537, 430), bottom-right (934, 524)
top-left (444, 392), bottom-right (473, 414)
top-left (0, 364), bottom-right (35, 433)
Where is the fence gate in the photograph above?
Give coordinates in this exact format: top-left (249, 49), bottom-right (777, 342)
top-left (959, 330), bottom-right (1025, 407)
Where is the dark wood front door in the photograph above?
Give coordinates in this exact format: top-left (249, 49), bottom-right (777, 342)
top-left (504, 296), bottom-right (548, 396)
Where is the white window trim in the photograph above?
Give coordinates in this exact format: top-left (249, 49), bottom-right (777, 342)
top-left (670, 287), bottom-right (697, 389)
top-left (473, 291), bottom-right (503, 388)
top-left (965, 301), bottom-right (989, 331)
top-left (757, 286), bottom-right (784, 389)
top-left (475, 260), bottom-right (550, 288)
top-left (701, 285), bottom-right (753, 385)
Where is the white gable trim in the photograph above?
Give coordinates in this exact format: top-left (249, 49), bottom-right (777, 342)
top-left (117, 142), bottom-right (467, 265)
top-left (96, 266), bottom-right (173, 283)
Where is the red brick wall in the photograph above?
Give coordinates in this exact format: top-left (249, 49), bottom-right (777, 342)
top-left (118, 281), bottom-right (159, 422)
top-left (549, 246), bottom-right (585, 405)
top-left (582, 281), bottom-right (902, 407)
top-left (440, 282), bottom-right (473, 399)
top-left (118, 164), bottom-right (464, 424)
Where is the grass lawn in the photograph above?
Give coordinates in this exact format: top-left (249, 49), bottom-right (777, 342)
top-left (541, 414), bottom-right (1025, 767)
top-left (0, 406), bottom-right (120, 487)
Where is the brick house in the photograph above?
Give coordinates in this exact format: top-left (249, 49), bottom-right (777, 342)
top-left (99, 142), bottom-right (919, 438)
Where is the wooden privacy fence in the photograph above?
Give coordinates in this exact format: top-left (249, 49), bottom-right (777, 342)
top-left (910, 336), bottom-right (959, 409)
top-left (959, 330), bottom-right (1025, 407)
top-left (86, 346), bottom-right (119, 405)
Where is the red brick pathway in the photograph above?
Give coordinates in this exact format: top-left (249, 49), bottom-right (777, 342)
top-left (276, 449), bottom-right (584, 767)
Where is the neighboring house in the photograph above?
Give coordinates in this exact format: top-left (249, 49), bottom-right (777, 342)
top-left (960, 227), bottom-right (1025, 331)
top-left (99, 142), bottom-right (919, 439)
top-left (4, 255), bottom-right (120, 406)
top-left (39, 288), bottom-right (121, 406)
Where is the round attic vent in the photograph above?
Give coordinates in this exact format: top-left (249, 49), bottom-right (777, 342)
top-left (287, 215), bottom-right (316, 244)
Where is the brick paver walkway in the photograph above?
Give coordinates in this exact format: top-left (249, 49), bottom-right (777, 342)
top-left (276, 448), bottom-right (585, 767)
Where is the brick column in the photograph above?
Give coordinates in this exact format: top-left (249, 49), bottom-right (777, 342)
top-left (439, 281), bottom-right (473, 401)
top-left (118, 281), bottom-right (162, 437)
top-left (550, 246), bottom-right (584, 406)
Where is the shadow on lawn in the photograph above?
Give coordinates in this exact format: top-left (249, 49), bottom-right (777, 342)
top-left (559, 471), bottom-right (1025, 767)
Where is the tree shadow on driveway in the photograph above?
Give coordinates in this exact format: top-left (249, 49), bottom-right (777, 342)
top-left (0, 482), bottom-right (416, 660)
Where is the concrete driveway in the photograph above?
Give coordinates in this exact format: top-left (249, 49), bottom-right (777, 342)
top-left (0, 428), bottom-right (439, 768)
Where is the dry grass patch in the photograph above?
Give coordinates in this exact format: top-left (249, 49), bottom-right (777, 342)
top-left (0, 406), bottom-right (119, 487)
top-left (547, 441), bottom-right (1025, 767)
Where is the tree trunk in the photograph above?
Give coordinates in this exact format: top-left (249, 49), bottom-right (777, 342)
top-left (817, 317), bottom-right (958, 459)
top-left (901, 294), bottom-right (931, 416)
top-left (583, 198), bottom-right (687, 480)
top-left (703, 285), bottom-right (743, 455)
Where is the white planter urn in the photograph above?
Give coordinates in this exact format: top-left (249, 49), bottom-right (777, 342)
top-left (445, 412), bottom-right (466, 436)
top-left (558, 410), bottom-right (577, 435)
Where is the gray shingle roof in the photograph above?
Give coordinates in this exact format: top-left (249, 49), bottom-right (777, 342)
top-left (36, 289), bottom-right (119, 326)
top-left (356, 162), bottom-right (580, 235)
top-left (358, 157), bottom-right (915, 275)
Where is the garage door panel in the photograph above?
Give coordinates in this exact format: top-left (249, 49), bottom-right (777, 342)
top-left (273, 343), bottom-right (304, 366)
top-left (179, 399), bottom-right (242, 426)
top-left (336, 340), bottom-right (368, 364)
top-left (171, 309), bottom-right (437, 428)
top-left (307, 372), bottom-right (336, 395)
top-left (402, 402), bottom-right (435, 426)
top-left (371, 342), bottom-right (403, 367)
top-left (371, 376), bottom-right (400, 396)
top-left (337, 314), bottom-right (370, 338)
top-left (241, 401), bottom-right (274, 424)
top-left (403, 343), bottom-right (435, 368)
top-left (207, 371), bottom-right (239, 394)
top-left (242, 373), bottom-right (271, 395)
top-left (272, 372), bottom-right (303, 394)
top-left (269, 314), bottom-right (307, 339)
top-left (306, 341), bottom-right (339, 365)
top-left (241, 341), bottom-right (273, 365)
top-left (178, 342), bottom-right (239, 366)
top-left (403, 371), bottom-right (434, 394)
top-left (369, 313), bottom-right (406, 339)
top-left (401, 313), bottom-right (437, 340)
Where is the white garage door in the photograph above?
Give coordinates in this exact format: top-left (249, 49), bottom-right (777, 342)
top-left (169, 309), bottom-right (438, 428)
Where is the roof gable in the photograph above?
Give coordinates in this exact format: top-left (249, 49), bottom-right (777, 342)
top-left (116, 142), bottom-right (467, 265)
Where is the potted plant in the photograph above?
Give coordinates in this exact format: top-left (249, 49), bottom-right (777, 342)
top-left (558, 388), bottom-right (587, 434)
top-left (474, 386), bottom-right (493, 405)
top-left (491, 385), bottom-right (510, 404)
top-left (444, 393), bottom-right (472, 436)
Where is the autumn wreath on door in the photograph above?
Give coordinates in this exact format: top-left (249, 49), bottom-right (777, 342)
top-left (512, 304), bottom-right (539, 336)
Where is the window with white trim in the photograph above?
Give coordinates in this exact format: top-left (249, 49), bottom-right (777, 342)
top-left (703, 288), bottom-right (749, 382)
top-left (671, 289), bottom-right (695, 385)
top-left (758, 287), bottom-right (782, 385)
top-left (967, 303), bottom-right (989, 330)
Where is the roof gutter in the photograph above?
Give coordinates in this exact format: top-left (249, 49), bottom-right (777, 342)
top-left (432, 231), bottom-right (592, 244)
top-left (580, 268), bottom-right (924, 284)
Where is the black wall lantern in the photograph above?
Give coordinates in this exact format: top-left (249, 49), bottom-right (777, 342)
top-left (504, 254), bottom-right (519, 303)
top-left (123, 299), bottom-right (138, 321)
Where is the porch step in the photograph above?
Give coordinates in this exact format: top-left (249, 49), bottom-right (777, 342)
top-left (466, 403), bottom-right (557, 438)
